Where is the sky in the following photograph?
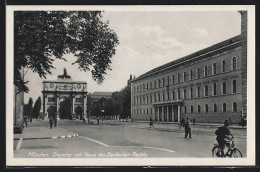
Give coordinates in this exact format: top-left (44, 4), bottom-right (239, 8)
top-left (23, 10), bottom-right (241, 104)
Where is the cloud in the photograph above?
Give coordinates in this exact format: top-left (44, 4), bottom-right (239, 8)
top-left (193, 28), bottom-right (209, 38)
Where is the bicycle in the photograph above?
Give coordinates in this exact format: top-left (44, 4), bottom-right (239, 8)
top-left (212, 138), bottom-right (242, 158)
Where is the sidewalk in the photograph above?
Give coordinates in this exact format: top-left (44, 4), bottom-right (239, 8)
top-left (134, 120), bottom-right (247, 129)
top-left (14, 119), bottom-right (78, 140)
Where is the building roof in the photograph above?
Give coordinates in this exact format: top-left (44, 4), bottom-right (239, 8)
top-left (43, 80), bottom-right (87, 84)
top-left (89, 92), bottom-right (113, 96)
top-left (132, 34), bottom-right (241, 83)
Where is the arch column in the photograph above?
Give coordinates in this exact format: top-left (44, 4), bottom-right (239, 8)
top-left (162, 106), bottom-right (164, 121)
top-left (72, 96), bottom-right (75, 114)
top-left (166, 106), bottom-right (169, 121)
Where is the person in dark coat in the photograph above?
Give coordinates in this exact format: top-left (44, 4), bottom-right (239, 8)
top-left (184, 117), bottom-right (192, 138)
top-left (49, 116), bottom-right (54, 129)
top-left (149, 117), bottom-right (155, 128)
top-left (24, 116), bottom-right (28, 128)
top-left (181, 117), bottom-right (185, 127)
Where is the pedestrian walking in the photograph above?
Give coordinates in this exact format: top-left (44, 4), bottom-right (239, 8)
top-left (149, 117), bottom-right (155, 128)
top-left (97, 117), bottom-right (100, 125)
top-left (192, 118), bottom-right (196, 125)
top-left (24, 116), bottom-right (28, 128)
top-left (181, 117), bottom-right (185, 127)
top-left (49, 116), bottom-right (54, 129)
top-left (184, 117), bottom-right (192, 138)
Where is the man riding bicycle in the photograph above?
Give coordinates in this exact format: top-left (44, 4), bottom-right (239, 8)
top-left (215, 120), bottom-right (233, 157)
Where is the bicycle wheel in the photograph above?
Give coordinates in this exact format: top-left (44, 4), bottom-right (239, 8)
top-left (230, 148), bottom-right (243, 158)
top-left (212, 146), bottom-right (220, 158)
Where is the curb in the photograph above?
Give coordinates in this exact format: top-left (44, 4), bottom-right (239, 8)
top-left (14, 134), bottom-right (79, 140)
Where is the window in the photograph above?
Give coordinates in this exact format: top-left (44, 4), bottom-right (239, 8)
top-left (143, 84), bottom-right (145, 91)
top-left (214, 103), bottom-right (217, 112)
top-left (204, 65), bottom-right (208, 77)
top-left (205, 85), bottom-right (208, 97)
top-left (190, 87), bottom-right (193, 99)
top-left (147, 83), bottom-right (149, 91)
top-left (183, 72), bottom-right (186, 82)
top-left (150, 108), bottom-right (153, 115)
top-left (222, 60), bottom-right (226, 73)
top-left (197, 68), bottom-right (200, 79)
top-left (205, 104), bottom-right (208, 113)
top-left (213, 63), bottom-right (217, 75)
top-left (198, 105), bottom-right (201, 113)
top-left (223, 103), bottom-right (227, 112)
top-left (150, 95), bottom-right (152, 103)
top-left (190, 70), bottom-right (193, 80)
top-left (233, 102), bottom-right (237, 112)
top-left (140, 85), bottom-right (142, 92)
top-left (222, 81), bottom-right (227, 95)
top-left (158, 79), bottom-right (161, 88)
top-left (172, 75), bottom-right (175, 85)
top-left (167, 77), bottom-right (170, 86)
top-left (167, 92), bottom-right (170, 100)
top-left (163, 92), bottom-right (165, 101)
top-left (158, 93), bottom-right (160, 101)
top-left (154, 94), bottom-right (156, 102)
top-left (197, 86), bottom-right (201, 97)
top-left (178, 90), bottom-right (181, 99)
top-left (213, 83), bottom-right (217, 96)
top-left (147, 109), bottom-right (148, 114)
top-left (140, 97), bottom-right (142, 104)
top-left (134, 86), bottom-right (136, 93)
top-left (191, 105), bottom-right (193, 113)
top-left (137, 86), bottom-right (139, 92)
top-left (184, 89), bottom-right (186, 99)
top-left (184, 106), bottom-right (187, 113)
top-left (172, 91), bottom-right (175, 100)
top-left (177, 73), bottom-right (180, 83)
top-left (163, 78), bottom-right (165, 87)
top-left (233, 80), bottom-right (237, 93)
top-left (150, 82), bottom-right (152, 90)
top-left (232, 56), bottom-right (237, 70)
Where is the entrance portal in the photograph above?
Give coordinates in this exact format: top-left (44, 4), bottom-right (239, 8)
top-left (174, 106), bottom-right (178, 122)
top-left (75, 106), bottom-right (83, 120)
top-left (59, 98), bottom-right (72, 119)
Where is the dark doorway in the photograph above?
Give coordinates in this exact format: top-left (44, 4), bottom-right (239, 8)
top-left (59, 98), bottom-right (72, 119)
top-left (75, 106), bottom-right (83, 120)
top-left (169, 106), bottom-right (172, 122)
top-left (174, 106), bottom-right (178, 122)
top-left (164, 107), bottom-right (167, 121)
top-left (47, 105), bottom-right (56, 118)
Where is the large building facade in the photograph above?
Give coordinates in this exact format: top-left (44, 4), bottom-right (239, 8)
top-left (42, 69), bottom-right (88, 119)
top-left (131, 35), bottom-right (243, 123)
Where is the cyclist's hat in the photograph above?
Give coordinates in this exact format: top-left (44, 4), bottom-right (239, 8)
top-left (224, 120), bottom-right (229, 125)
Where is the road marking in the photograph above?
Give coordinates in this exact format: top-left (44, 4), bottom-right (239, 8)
top-left (61, 136), bottom-right (65, 138)
top-left (110, 146), bottom-right (175, 153)
top-left (16, 138), bottom-right (23, 150)
top-left (78, 136), bottom-right (109, 147)
top-left (52, 136), bottom-right (57, 139)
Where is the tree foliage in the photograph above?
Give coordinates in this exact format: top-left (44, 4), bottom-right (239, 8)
top-left (32, 96), bottom-right (41, 118)
top-left (14, 11), bottom-right (119, 93)
top-left (23, 97), bottom-right (34, 118)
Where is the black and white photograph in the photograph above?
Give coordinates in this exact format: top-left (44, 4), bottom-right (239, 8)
top-left (6, 5), bottom-right (255, 166)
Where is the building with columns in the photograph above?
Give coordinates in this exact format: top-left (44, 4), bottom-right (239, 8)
top-left (42, 68), bottom-right (87, 119)
top-left (131, 12), bottom-right (247, 123)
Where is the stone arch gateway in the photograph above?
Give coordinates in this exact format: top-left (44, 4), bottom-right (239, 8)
top-left (42, 68), bottom-right (88, 120)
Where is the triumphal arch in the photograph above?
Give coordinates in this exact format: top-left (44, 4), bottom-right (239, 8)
top-left (42, 68), bottom-right (87, 119)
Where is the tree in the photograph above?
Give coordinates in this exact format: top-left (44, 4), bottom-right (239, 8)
top-left (32, 96), bottom-right (41, 118)
top-left (14, 11), bottom-right (119, 93)
top-left (28, 98), bottom-right (33, 118)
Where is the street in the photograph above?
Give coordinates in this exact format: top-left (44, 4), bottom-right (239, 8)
top-left (14, 119), bottom-right (247, 158)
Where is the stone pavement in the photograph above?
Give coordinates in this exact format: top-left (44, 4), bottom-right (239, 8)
top-left (14, 119), bottom-right (78, 140)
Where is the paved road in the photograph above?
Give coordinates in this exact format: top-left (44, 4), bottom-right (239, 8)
top-left (14, 119), bottom-right (246, 158)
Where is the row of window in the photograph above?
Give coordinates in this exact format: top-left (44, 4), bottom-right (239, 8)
top-left (133, 79), bottom-right (237, 105)
top-left (133, 56), bottom-right (238, 93)
top-left (133, 102), bottom-right (238, 115)
top-left (185, 102), bottom-right (237, 113)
